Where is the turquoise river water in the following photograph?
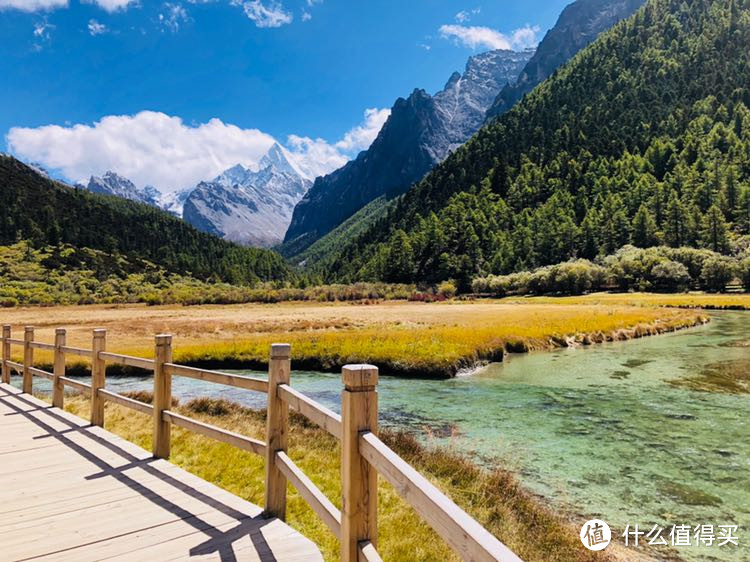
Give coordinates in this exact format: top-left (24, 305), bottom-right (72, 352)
top-left (16, 311), bottom-right (749, 561)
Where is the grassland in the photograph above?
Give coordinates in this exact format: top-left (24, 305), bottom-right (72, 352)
top-left (1, 298), bottom-right (709, 378)
top-left (506, 292), bottom-right (750, 310)
top-left (55, 393), bottom-right (618, 562)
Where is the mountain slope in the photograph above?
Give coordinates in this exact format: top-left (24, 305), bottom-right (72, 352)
top-left (0, 155), bottom-right (291, 284)
top-left (326, 0), bottom-right (750, 287)
top-left (282, 49), bottom-right (532, 254)
top-left (183, 143), bottom-right (311, 247)
top-left (84, 171), bottom-right (161, 207)
top-left (485, 0), bottom-right (645, 120)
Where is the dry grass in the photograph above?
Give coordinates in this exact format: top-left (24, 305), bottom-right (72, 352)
top-left (507, 292), bottom-right (750, 309)
top-left (2, 299), bottom-right (706, 377)
top-left (58, 394), bottom-right (612, 562)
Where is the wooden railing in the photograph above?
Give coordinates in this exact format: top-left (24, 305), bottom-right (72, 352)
top-left (0, 325), bottom-right (521, 562)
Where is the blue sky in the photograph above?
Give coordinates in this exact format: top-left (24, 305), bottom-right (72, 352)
top-left (0, 0), bottom-right (570, 191)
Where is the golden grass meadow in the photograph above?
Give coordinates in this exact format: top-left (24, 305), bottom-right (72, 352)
top-left (55, 394), bottom-right (617, 562)
top-left (0, 295), bottom-right (720, 377)
top-left (11, 294), bottom-right (740, 560)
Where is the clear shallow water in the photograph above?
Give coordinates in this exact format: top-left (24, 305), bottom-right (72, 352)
top-left (16, 312), bottom-right (749, 561)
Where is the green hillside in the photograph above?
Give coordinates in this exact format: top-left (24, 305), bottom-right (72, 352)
top-left (0, 155), bottom-right (291, 285)
top-left (326, 0), bottom-right (750, 288)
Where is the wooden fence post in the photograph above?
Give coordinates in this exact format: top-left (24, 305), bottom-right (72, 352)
top-left (23, 326), bottom-right (34, 394)
top-left (153, 334), bottom-right (173, 459)
top-left (1, 325), bottom-right (10, 384)
top-left (90, 329), bottom-right (107, 427)
top-left (53, 328), bottom-right (66, 409)
top-left (341, 364), bottom-right (379, 562)
top-left (264, 343), bottom-right (291, 520)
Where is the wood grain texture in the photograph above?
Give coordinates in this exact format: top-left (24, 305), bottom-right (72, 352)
top-left (0, 383), bottom-right (322, 562)
top-left (153, 334), bottom-right (173, 459)
top-left (53, 329), bottom-right (65, 409)
top-left (360, 432), bottom-right (521, 562)
top-left (90, 329), bottom-right (106, 427)
top-left (165, 363), bottom-right (267, 393)
top-left (264, 343), bottom-right (290, 520)
top-left (340, 364), bottom-right (378, 562)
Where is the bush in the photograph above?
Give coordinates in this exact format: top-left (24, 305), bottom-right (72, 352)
top-left (700, 256), bottom-right (736, 292)
top-left (738, 258), bottom-right (750, 292)
top-left (651, 261), bottom-right (691, 292)
top-left (0, 297), bottom-right (18, 308)
top-left (436, 280), bottom-right (458, 298)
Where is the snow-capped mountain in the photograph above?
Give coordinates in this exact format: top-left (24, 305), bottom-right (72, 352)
top-left (85, 171), bottom-right (161, 206)
top-left (181, 143), bottom-right (312, 247)
top-left (283, 48), bottom-right (533, 252)
top-left (160, 188), bottom-right (192, 217)
top-left (430, 48), bottom-right (535, 158)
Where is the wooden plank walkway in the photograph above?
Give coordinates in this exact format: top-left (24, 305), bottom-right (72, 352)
top-left (0, 383), bottom-right (323, 561)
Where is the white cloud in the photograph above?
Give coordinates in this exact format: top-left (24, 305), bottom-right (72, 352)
top-left (159, 2), bottom-right (189, 32)
top-left (231, 0), bottom-right (292, 28)
top-left (7, 112), bottom-right (277, 193)
top-left (301, 10), bottom-right (311, 21)
top-left (0, 0), bottom-right (67, 11)
top-left (286, 107), bottom-right (389, 178)
top-left (439, 23), bottom-right (540, 51)
top-left (84, 0), bottom-right (137, 11)
top-left (88, 19), bottom-right (107, 35)
top-left (454, 7), bottom-right (479, 23)
top-left (7, 106), bottom-right (390, 192)
top-left (509, 25), bottom-right (541, 50)
top-left (286, 135), bottom-right (348, 180)
top-left (334, 108), bottom-right (390, 152)
top-left (33, 19), bottom-right (54, 38)
top-left (0, 0), bottom-right (136, 11)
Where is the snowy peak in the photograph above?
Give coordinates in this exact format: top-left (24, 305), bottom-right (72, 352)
top-left (181, 144), bottom-right (313, 247)
top-left (160, 187), bottom-right (192, 217)
top-left (259, 143), bottom-right (302, 177)
top-left (86, 171), bottom-right (161, 206)
top-left (215, 164), bottom-right (252, 186)
top-left (433, 48), bottom-right (535, 146)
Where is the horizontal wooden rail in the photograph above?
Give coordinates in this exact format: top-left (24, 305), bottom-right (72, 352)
top-left (275, 451), bottom-right (342, 538)
top-left (278, 384), bottom-right (342, 439)
top-left (1, 327), bottom-right (521, 561)
top-left (99, 351), bottom-right (155, 371)
top-left (29, 341), bottom-right (56, 351)
top-left (358, 541), bottom-right (383, 562)
top-left (164, 363), bottom-right (267, 393)
top-left (28, 366), bottom-right (53, 381)
top-left (98, 388), bottom-right (154, 416)
top-left (359, 432), bottom-right (521, 562)
top-left (59, 346), bottom-right (93, 358)
top-left (162, 410), bottom-right (266, 456)
top-left (59, 376), bottom-right (92, 394)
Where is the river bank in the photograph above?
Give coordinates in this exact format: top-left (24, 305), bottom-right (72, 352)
top-left (1, 298), bottom-right (711, 378)
top-left (14, 311), bottom-right (748, 561)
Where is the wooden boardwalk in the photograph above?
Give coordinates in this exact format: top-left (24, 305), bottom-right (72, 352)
top-left (0, 383), bottom-right (322, 561)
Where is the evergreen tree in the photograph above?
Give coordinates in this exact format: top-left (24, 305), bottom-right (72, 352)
top-left (383, 229), bottom-right (415, 283)
top-left (700, 205), bottom-right (731, 253)
top-left (631, 204), bottom-right (659, 248)
top-left (664, 191), bottom-right (688, 247)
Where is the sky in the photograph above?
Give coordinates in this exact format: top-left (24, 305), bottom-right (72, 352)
top-left (0, 0), bottom-right (570, 193)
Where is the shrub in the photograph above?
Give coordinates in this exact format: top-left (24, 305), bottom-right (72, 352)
top-left (436, 280), bottom-right (458, 298)
top-left (0, 297), bottom-right (18, 308)
top-left (651, 261), bottom-right (692, 292)
top-left (738, 258), bottom-right (750, 292)
top-left (700, 256), bottom-right (736, 292)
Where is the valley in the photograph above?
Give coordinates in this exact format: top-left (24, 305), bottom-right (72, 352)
top-left (2, 0), bottom-right (750, 560)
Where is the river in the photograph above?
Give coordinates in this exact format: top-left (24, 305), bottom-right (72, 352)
top-left (17, 311), bottom-right (749, 561)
